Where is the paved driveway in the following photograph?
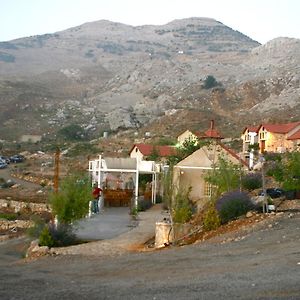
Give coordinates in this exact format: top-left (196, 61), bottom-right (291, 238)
top-left (73, 207), bottom-right (133, 241)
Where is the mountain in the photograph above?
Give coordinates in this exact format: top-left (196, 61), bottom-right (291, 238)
top-left (0, 18), bottom-right (299, 141)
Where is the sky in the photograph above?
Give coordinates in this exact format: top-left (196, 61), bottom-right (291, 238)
top-left (0, 0), bottom-right (299, 44)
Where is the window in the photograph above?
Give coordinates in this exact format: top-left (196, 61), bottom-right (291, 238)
top-left (204, 182), bottom-right (212, 197)
top-left (259, 129), bottom-right (267, 140)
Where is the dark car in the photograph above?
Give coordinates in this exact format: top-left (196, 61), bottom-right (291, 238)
top-left (9, 154), bottom-right (25, 163)
top-left (0, 156), bottom-right (10, 164)
top-left (259, 188), bottom-right (285, 198)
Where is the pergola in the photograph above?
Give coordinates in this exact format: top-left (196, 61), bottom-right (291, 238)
top-left (88, 156), bottom-right (158, 207)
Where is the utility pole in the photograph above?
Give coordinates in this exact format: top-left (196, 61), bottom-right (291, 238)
top-left (53, 147), bottom-right (60, 193)
top-left (260, 155), bottom-right (268, 213)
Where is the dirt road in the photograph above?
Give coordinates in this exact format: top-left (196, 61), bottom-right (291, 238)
top-left (0, 212), bottom-right (299, 299)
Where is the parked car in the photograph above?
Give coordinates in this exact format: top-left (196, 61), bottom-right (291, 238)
top-left (0, 160), bottom-right (8, 169)
top-left (259, 188), bottom-right (285, 199)
top-left (9, 154), bottom-right (25, 163)
top-left (0, 155), bottom-right (10, 164)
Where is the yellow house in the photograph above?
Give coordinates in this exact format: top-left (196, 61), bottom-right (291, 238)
top-left (173, 142), bottom-right (248, 210)
top-left (177, 120), bottom-right (223, 145)
top-left (177, 130), bottom-right (201, 145)
top-left (241, 121), bottom-right (300, 156)
top-left (257, 121), bottom-right (300, 153)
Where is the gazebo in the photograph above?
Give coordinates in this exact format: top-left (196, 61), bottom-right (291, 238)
top-left (88, 156), bottom-right (158, 208)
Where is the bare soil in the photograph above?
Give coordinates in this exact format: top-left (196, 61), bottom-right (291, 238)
top-left (0, 211), bottom-right (299, 299)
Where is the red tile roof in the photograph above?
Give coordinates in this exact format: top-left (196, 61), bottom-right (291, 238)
top-left (242, 126), bottom-right (259, 134)
top-left (204, 128), bottom-right (223, 139)
top-left (130, 144), bottom-right (176, 157)
top-left (259, 121), bottom-right (300, 134)
top-left (218, 142), bottom-right (249, 168)
top-left (287, 129), bottom-right (300, 140)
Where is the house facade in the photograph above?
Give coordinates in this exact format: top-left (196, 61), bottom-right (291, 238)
top-left (173, 142), bottom-right (248, 210)
top-left (241, 126), bottom-right (259, 155)
top-left (129, 143), bottom-right (175, 162)
top-left (177, 130), bottom-right (201, 145)
top-left (177, 120), bottom-right (223, 145)
top-left (242, 121), bottom-right (300, 156)
top-left (257, 122), bottom-right (300, 153)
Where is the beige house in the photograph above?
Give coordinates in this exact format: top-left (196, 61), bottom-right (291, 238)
top-left (173, 142), bottom-right (248, 210)
top-left (177, 130), bottom-right (201, 145)
top-left (242, 121), bottom-right (300, 159)
top-left (129, 143), bottom-right (176, 162)
top-left (177, 120), bottom-right (223, 145)
top-left (257, 122), bottom-right (300, 153)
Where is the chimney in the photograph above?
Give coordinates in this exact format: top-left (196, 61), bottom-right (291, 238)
top-left (210, 120), bottom-right (215, 130)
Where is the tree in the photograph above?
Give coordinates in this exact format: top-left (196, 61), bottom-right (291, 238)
top-left (282, 152), bottom-right (300, 191)
top-left (205, 155), bottom-right (242, 198)
top-left (58, 124), bottom-right (85, 141)
top-left (266, 151), bottom-right (300, 191)
top-left (50, 173), bottom-right (92, 224)
top-left (167, 137), bottom-right (210, 165)
top-left (202, 75), bottom-right (219, 89)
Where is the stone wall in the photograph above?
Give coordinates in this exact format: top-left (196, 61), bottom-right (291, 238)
top-left (0, 219), bottom-right (34, 230)
top-left (0, 199), bottom-right (51, 213)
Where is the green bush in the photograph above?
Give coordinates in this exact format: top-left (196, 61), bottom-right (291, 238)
top-left (241, 173), bottom-right (262, 191)
top-left (27, 216), bottom-right (46, 239)
top-left (39, 226), bottom-right (54, 247)
top-left (203, 206), bottom-right (221, 231)
top-left (38, 223), bottom-right (78, 248)
top-left (50, 173), bottom-right (92, 224)
top-left (202, 75), bottom-right (219, 89)
top-left (48, 223), bottom-right (78, 247)
top-left (0, 213), bottom-right (18, 220)
top-left (172, 187), bottom-right (193, 224)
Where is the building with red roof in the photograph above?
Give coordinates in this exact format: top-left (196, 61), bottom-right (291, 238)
top-left (129, 143), bottom-right (176, 162)
top-left (173, 141), bottom-right (248, 209)
top-left (241, 121), bottom-right (300, 156)
top-left (177, 120), bottom-right (223, 145)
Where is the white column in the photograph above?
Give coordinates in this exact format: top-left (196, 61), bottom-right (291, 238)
top-left (135, 159), bottom-right (139, 208)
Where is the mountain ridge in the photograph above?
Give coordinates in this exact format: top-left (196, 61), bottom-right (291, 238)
top-left (0, 17), bottom-right (299, 141)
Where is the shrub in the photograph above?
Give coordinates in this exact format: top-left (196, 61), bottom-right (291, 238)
top-left (48, 223), bottom-right (78, 247)
top-left (0, 213), bottom-right (18, 220)
top-left (241, 173), bottom-right (262, 191)
top-left (172, 187), bottom-right (193, 224)
top-left (202, 75), bottom-right (219, 89)
top-left (203, 205), bottom-right (221, 231)
top-left (216, 191), bottom-right (254, 224)
top-left (39, 226), bottom-right (54, 247)
top-left (38, 223), bottom-right (78, 247)
top-left (50, 173), bottom-right (91, 224)
top-left (27, 216), bottom-right (46, 239)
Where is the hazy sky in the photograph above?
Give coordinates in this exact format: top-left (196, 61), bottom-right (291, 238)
top-left (1, 0), bottom-right (299, 43)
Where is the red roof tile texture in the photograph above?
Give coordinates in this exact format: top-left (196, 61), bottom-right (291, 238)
top-left (260, 121), bottom-right (300, 134)
top-left (287, 129), bottom-right (300, 140)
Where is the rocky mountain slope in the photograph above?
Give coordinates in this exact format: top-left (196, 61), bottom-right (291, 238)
top-left (0, 18), bottom-right (299, 141)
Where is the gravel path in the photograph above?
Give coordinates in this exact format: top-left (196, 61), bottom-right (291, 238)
top-left (0, 211), bottom-right (299, 299)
